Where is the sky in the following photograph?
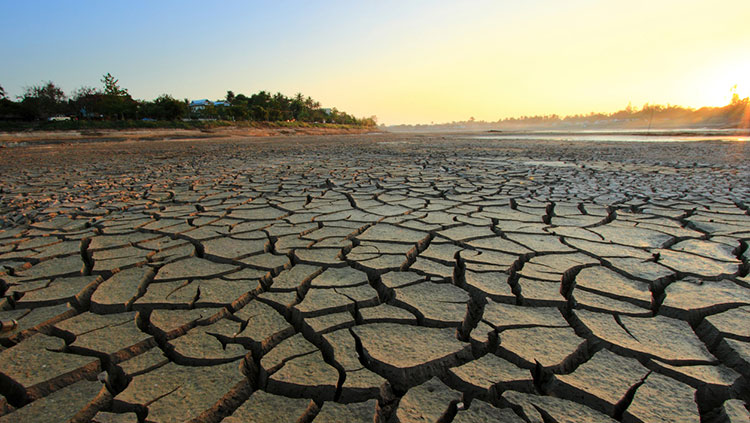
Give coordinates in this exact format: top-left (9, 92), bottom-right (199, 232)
top-left (1, 0), bottom-right (749, 125)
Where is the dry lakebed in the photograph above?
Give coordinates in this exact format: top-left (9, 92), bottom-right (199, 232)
top-left (0, 132), bottom-right (749, 422)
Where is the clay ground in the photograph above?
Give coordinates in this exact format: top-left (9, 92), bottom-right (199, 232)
top-left (0, 133), bottom-right (749, 422)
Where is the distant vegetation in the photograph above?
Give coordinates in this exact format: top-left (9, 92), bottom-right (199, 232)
top-left (389, 95), bottom-right (750, 132)
top-left (0, 74), bottom-right (377, 131)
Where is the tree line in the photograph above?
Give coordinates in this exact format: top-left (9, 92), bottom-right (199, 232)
top-left (0, 74), bottom-right (377, 127)
top-left (495, 95), bottom-right (749, 129)
top-left (388, 94), bottom-right (750, 131)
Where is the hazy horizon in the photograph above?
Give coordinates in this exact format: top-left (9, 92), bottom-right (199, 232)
top-left (2, 1), bottom-right (749, 125)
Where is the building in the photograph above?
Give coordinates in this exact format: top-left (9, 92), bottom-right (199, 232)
top-left (189, 99), bottom-right (212, 111)
top-left (189, 99), bottom-right (230, 111)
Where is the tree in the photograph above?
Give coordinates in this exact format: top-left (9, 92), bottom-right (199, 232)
top-left (99, 73), bottom-right (135, 119)
top-left (226, 90), bottom-right (235, 103)
top-left (71, 86), bottom-right (103, 119)
top-left (20, 81), bottom-right (67, 119)
top-left (144, 94), bottom-right (188, 120)
top-left (0, 84), bottom-right (28, 121)
top-left (101, 73), bottom-right (128, 96)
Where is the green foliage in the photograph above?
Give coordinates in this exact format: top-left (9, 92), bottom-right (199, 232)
top-left (0, 75), bottom-right (377, 128)
top-left (139, 95), bottom-right (188, 120)
top-left (96, 73), bottom-right (137, 120)
top-left (20, 81), bottom-right (68, 119)
top-left (101, 73), bottom-right (128, 96)
top-left (0, 84), bottom-right (6, 100)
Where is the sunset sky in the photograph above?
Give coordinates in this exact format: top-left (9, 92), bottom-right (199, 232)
top-left (1, 0), bottom-right (749, 125)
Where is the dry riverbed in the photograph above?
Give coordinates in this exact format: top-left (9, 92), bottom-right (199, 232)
top-left (0, 133), bottom-right (749, 422)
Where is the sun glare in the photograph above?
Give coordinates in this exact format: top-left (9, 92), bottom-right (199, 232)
top-left (698, 60), bottom-right (750, 107)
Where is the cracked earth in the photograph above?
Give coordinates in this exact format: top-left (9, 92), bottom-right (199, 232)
top-left (0, 133), bottom-right (749, 422)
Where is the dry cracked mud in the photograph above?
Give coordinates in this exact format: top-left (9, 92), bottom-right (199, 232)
top-left (0, 133), bottom-right (749, 422)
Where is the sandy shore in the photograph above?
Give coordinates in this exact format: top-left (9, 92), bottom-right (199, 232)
top-left (0, 125), bottom-right (378, 147)
top-left (0, 133), bottom-right (748, 421)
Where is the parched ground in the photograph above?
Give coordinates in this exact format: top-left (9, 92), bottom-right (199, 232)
top-left (0, 133), bottom-right (749, 422)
